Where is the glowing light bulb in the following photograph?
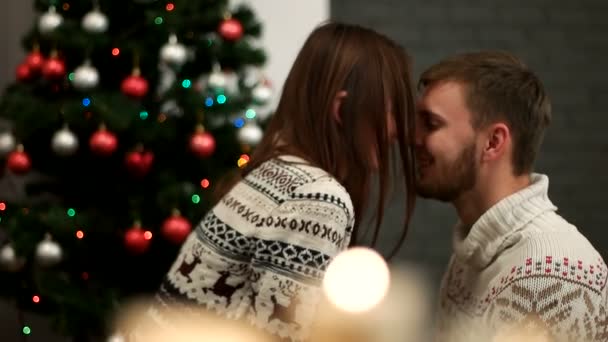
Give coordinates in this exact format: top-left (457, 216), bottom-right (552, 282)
top-left (322, 247), bottom-right (390, 313)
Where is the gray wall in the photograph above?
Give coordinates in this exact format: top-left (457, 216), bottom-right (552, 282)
top-left (332, 0), bottom-right (608, 297)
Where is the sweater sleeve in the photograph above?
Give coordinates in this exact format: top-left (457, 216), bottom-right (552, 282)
top-left (246, 177), bottom-right (354, 341)
top-left (484, 256), bottom-right (608, 342)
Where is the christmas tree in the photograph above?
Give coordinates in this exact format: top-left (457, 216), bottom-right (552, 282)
top-left (0, 0), bottom-right (272, 339)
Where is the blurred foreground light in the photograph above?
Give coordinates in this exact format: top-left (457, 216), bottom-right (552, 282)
top-left (322, 247), bottom-right (390, 313)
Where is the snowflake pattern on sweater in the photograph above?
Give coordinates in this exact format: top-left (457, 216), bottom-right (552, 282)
top-left (148, 156), bottom-right (354, 341)
top-left (437, 174), bottom-right (608, 342)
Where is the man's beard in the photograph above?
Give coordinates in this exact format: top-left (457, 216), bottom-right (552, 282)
top-left (415, 142), bottom-right (478, 202)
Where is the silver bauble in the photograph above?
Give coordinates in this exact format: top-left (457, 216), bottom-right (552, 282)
top-left (0, 244), bottom-right (24, 271)
top-left (39, 6), bottom-right (63, 34)
top-left (0, 131), bottom-right (16, 157)
top-left (52, 126), bottom-right (79, 156)
top-left (72, 60), bottom-right (100, 90)
top-left (252, 82), bottom-right (273, 105)
top-left (237, 122), bottom-right (263, 146)
top-left (160, 34), bottom-right (187, 66)
top-left (82, 8), bottom-right (109, 33)
top-left (35, 234), bottom-right (62, 266)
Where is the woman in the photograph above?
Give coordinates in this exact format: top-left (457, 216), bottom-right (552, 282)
top-left (149, 21), bottom-right (417, 341)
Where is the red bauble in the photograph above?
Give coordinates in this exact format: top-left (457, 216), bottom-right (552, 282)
top-left (25, 50), bottom-right (45, 73)
top-left (190, 127), bottom-right (215, 158)
top-left (89, 126), bottom-right (118, 156)
top-left (124, 224), bottom-right (151, 254)
top-left (121, 69), bottom-right (149, 99)
top-left (42, 57), bottom-right (66, 80)
top-left (7, 145), bottom-right (31, 174)
top-left (218, 18), bottom-right (243, 41)
top-left (125, 148), bottom-right (154, 177)
top-left (16, 63), bottom-right (33, 82)
top-left (161, 210), bottom-right (192, 244)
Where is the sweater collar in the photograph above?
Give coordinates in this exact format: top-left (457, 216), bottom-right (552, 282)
top-left (452, 173), bottom-right (557, 269)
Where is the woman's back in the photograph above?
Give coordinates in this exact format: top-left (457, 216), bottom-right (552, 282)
top-left (153, 155), bottom-right (354, 340)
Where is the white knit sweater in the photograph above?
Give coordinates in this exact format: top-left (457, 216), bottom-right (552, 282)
top-left (436, 173), bottom-right (608, 342)
top-left (146, 155), bottom-right (354, 341)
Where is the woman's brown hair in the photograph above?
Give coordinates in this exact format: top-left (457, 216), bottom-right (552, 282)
top-left (215, 21), bottom-right (416, 259)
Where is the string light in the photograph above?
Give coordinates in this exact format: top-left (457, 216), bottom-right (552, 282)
top-left (200, 179), bottom-right (210, 188)
top-left (238, 154), bottom-right (250, 168)
top-left (76, 230), bottom-right (84, 239)
top-left (68, 72), bottom-right (75, 81)
top-left (82, 98), bottom-right (91, 107)
top-left (166, 3), bottom-right (175, 11)
top-left (139, 111), bottom-right (148, 120)
top-left (62, 3), bottom-right (70, 10)
top-left (22, 326), bottom-right (31, 335)
top-left (234, 118), bottom-right (245, 128)
top-left (245, 109), bottom-right (256, 119)
top-left (143, 231), bottom-right (152, 240)
top-left (0, 202), bottom-right (5, 211)
top-left (181, 79), bottom-right (191, 88)
top-left (32, 295), bottom-right (40, 303)
top-left (191, 194), bottom-right (200, 204)
top-left (154, 16), bottom-right (163, 25)
top-left (216, 94), bottom-right (227, 104)
top-left (67, 208), bottom-right (76, 217)
top-left (112, 48), bottom-right (120, 56)
top-left (158, 113), bottom-right (167, 122)
top-left (205, 97), bottom-right (214, 107)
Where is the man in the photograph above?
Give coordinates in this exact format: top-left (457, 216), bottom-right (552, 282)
top-left (415, 51), bottom-right (608, 342)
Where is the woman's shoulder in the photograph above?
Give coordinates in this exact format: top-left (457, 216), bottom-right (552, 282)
top-left (246, 155), bottom-right (353, 211)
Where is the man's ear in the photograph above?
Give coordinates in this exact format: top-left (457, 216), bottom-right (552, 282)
top-left (482, 123), bottom-right (510, 162)
top-left (332, 90), bottom-right (348, 124)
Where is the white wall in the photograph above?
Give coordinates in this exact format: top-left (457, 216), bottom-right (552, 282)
top-left (233, 0), bottom-right (330, 109)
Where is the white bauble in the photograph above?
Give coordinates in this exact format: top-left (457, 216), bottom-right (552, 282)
top-left (0, 131), bottom-right (16, 157)
top-left (35, 235), bottom-right (62, 266)
top-left (39, 6), bottom-right (63, 34)
top-left (72, 60), bottom-right (100, 90)
top-left (252, 82), bottom-right (273, 105)
top-left (82, 8), bottom-right (109, 33)
top-left (52, 126), bottom-right (79, 156)
top-left (160, 34), bottom-right (187, 66)
top-left (237, 122), bottom-right (263, 146)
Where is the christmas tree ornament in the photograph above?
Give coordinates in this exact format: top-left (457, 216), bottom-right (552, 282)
top-left (35, 234), bottom-right (63, 266)
top-left (189, 124), bottom-right (215, 158)
top-left (25, 47), bottom-right (45, 74)
top-left (72, 60), bottom-right (99, 91)
top-left (161, 209), bottom-right (192, 244)
top-left (218, 16), bottom-right (243, 41)
top-left (207, 64), bottom-right (227, 90)
top-left (82, 7), bottom-right (109, 33)
top-left (16, 63), bottom-right (33, 82)
top-left (251, 79), bottom-right (273, 105)
top-left (237, 121), bottom-right (263, 146)
top-left (38, 6), bottom-right (63, 34)
top-left (121, 68), bottom-right (149, 99)
top-left (124, 222), bottom-right (151, 254)
top-left (160, 34), bottom-right (187, 67)
top-left (52, 125), bottom-right (79, 156)
top-left (7, 144), bottom-right (31, 174)
top-left (125, 145), bottom-right (154, 177)
top-left (0, 131), bottom-right (16, 157)
top-left (42, 51), bottom-right (66, 81)
top-left (0, 244), bottom-right (25, 272)
top-left (90, 124), bottom-right (118, 156)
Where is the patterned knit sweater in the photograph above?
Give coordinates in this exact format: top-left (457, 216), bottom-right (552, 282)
top-left (436, 173), bottom-right (608, 342)
top-left (147, 155), bottom-right (354, 341)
